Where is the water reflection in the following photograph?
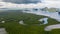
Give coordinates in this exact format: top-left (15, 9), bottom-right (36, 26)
top-left (23, 9), bottom-right (60, 22)
top-left (38, 18), bottom-right (48, 24)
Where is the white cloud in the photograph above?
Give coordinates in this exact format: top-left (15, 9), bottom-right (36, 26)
top-left (42, 0), bottom-right (60, 8)
top-left (0, 2), bottom-right (46, 8)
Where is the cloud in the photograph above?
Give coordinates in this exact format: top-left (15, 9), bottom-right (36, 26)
top-left (0, 2), bottom-right (45, 8)
top-left (42, 0), bottom-right (60, 8)
top-left (0, 0), bottom-right (60, 9)
top-left (0, 1), bottom-right (47, 9)
top-left (2, 0), bottom-right (41, 4)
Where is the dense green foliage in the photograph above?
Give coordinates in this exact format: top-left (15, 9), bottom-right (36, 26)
top-left (0, 10), bottom-right (60, 34)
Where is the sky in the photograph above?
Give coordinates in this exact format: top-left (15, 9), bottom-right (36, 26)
top-left (0, 0), bottom-right (60, 9)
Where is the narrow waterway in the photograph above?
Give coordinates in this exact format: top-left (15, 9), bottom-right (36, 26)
top-left (45, 24), bottom-right (60, 31)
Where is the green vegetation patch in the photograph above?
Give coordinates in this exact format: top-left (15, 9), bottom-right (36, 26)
top-left (0, 10), bottom-right (59, 34)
